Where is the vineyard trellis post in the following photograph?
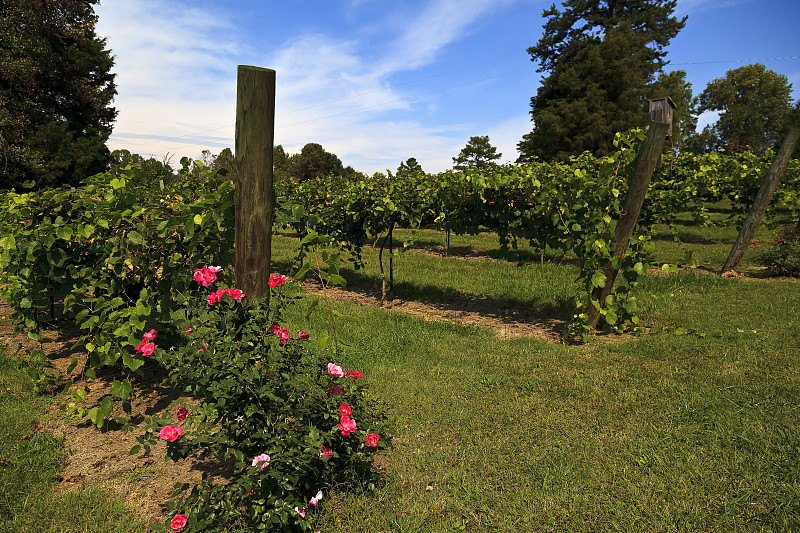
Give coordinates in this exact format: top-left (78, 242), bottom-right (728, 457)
top-left (235, 65), bottom-right (275, 302)
top-left (721, 123), bottom-right (800, 275)
top-left (586, 121), bottom-right (670, 329)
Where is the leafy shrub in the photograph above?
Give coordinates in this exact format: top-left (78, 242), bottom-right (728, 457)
top-left (133, 269), bottom-right (390, 532)
top-left (757, 228), bottom-right (800, 277)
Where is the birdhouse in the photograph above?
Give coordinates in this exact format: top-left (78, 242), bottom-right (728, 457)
top-left (648, 97), bottom-right (676, 138)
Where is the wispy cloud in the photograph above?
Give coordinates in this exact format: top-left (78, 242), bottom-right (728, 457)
top-left (98, 0), bottom-right (524, 172)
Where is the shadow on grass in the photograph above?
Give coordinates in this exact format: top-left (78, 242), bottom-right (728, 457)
top-left (272, 256), bottom-right (573, 340)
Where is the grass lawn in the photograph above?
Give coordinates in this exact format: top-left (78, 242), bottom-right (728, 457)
top-left (1, 206), bottom-right (798, 532)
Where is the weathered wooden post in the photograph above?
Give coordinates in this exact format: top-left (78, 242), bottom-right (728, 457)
top-left (721, 124), bottom-right (800, 275)
top-left (586, 120), bottom-right (671, 329)
top-left (235, 65), bottom-right (275, 301)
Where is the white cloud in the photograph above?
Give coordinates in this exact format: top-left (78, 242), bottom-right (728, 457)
top-left (696, 109), bottom-right (720, 131)
top-left (97, 0), bottom-right (525, 173)
top-left (486, 113), bottom-right (531, 165)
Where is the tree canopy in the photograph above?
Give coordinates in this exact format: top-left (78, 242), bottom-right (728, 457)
top-left (518, 0), bottom-right (686, 162)
top-left (293, 142), bottom-right (347, 182)
top-left (453, 135), bottom-right (501, 169)
top-left (692, 63), bottom-right (794, 154)
top-left (0, 0), bottom-right (117, 189)
top-left (397, 157), bottom-right (423, 176)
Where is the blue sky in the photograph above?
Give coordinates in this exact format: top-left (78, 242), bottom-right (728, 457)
top-left (95, 0), bottom-right (800, 174)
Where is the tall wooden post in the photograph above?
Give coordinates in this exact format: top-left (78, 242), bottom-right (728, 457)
top-left (721, 125), bottom-right (800, 275)
top-left (235, 65), bottom-right (275, 301)
top-left (587, 121), bottom-right (670, 329)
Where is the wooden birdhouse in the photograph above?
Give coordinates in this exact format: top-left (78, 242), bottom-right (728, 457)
top-left (648, 97), bottom-right (676, 138)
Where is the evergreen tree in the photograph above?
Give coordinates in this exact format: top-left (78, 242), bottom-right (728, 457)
top-left (0, 0), bottom-right (117, 189)
top-left (397, 157), bottom-right (424, 176)
top-left (648, 70), bottom-right (696, 151)
top-left (692, 63), bottom-right (793, 154)
top-left (518, 0), bottom-right (686, 162)
top-left (453, 135), bottom-right (501, 169)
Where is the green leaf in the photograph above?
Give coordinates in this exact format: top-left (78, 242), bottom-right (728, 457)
top-left (317, 330), bottom-right (330, 352)
top-left (123, 352), bottom-right (145, 372)
top-left (127, 231), bottom-right (145, 245)
top-left (591, 271), bottom-right (607, 288)
top-left (193, 214), bottom-right (204, 225)
top-left (56, 226), bottom-right (73, 240)
top-left (111, 379), bottom-right (133, 400)
top-left (72, 388), bottom-right (88, 402)
top-left (129, 445), bottom-right (142, 455)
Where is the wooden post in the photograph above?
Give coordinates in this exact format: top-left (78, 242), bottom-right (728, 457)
top-left (587, 121), bottom-right (670, 329)
top-left (721, 125), bottom-right (800, 275)
top-left (235, 65), bottom-right (275, 301)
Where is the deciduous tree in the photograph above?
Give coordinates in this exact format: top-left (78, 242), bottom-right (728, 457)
top-left (693, 63), bottom-right (793, 154)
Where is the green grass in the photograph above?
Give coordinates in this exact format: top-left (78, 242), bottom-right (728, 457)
top-left (0, 346), bottom-right (144, 533)
top-left (282, 292), bottom-right (800, 531)
top-left (270, 209), bottom-right (800, 532)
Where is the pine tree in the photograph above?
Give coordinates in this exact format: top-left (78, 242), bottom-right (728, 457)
top-left (453, 135), bottom-right (501, 169)
top-left (0, 0), bottom-right (117, 189)
top-left (518, 0), bottom-right (686, 162)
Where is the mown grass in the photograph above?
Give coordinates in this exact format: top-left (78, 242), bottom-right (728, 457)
top-left (270, 209), bottom-right (799, 532)
top-left (0, 346), bottom-right (143, 533)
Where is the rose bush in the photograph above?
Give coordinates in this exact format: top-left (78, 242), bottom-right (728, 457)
top-left (131, 269), bottom-right (390, 532)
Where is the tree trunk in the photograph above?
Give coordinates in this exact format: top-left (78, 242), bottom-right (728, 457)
top-left (721, 126), bottom-right (800, 275)
top-left (587, 121), bottom-right (670, 329)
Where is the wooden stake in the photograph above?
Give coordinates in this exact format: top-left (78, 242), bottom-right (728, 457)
top-left (721, 126), bottom-right (800, 275)
top-left (587, 121), bottom-right (670, 329)
top-left (235, 65), bottom-right (275, 301)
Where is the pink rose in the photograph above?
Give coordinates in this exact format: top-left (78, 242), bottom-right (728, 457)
top-left (339, 403), bottom-right (352, 417)
top-left (268, 274), bottom-right (289, 288)
top-left (176, 407), bottom-right (189, 422)
top-left (207, 289), bottom-right (225, 305)
top-left (185, 326), bottom-right (192, 335)
top-left (142, 329), bottom-right (157, 341)
top-left (365, 433), bottom-right (380, 447)
top-left (269, 324), bottom-right (290, 344)
top-left (226, 288), bottom-right (244, 300)
top-left (349, 370), bottom-right (363, 378)
top-left (134, 341), bottom-right (157, 356)
top-left (295, 507), bottom-right (306, 518)
top-left (192, 265), bottom-right (220, 286)
top-left (337, 415), bottom-right (357, 436)
top-left (251, 453), bottom-right (270, 468)
top-left (159, 425), bottom-right (183, 442)
top-left (327, 386), bottom-right (345, 395)
top-left (297, 331), bottom-right (310, 341)
top-left (318, 445), bottom-right (333, 457)
top-left (170, 514), bottom-right (188, 532)
top-left (309, 490), bottom-right (323, 506)
top-left (327, 363), bottom-right (345, 378)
